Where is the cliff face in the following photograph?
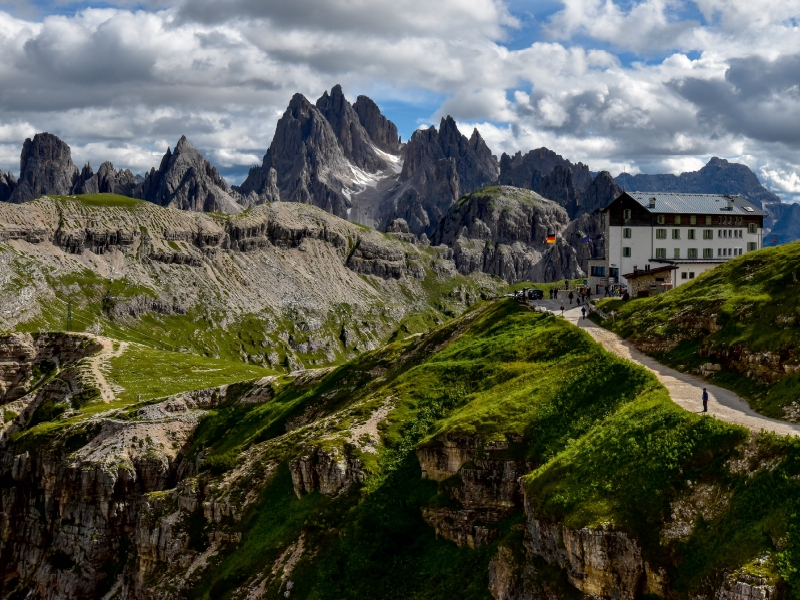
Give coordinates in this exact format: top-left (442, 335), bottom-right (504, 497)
top-left (8, 133), bottom-right (79, 204)
top-left (353, 95), bottom-right (402, 154)
top-left (315, 85), bottom-right (387, 173)
top-left (431, 186), bottom-right (584, 282)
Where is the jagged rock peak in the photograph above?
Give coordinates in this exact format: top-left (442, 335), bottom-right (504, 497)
top-left (237, 92), bottom-right (353, 218)
top-left (75, 160), bottom-right (138, 196)
top-left (137, 137), bottom-right (243, 214)
top-left (353, 94), bottom-right (402, 154)
top-left (499, 147), bottom-right (593, 194)
top-left (0, 170), bottom-right (18, 202)
top-left (316, 84), bottom-right (386, 172)
top-left (8, 132), bottom-right (79, 204)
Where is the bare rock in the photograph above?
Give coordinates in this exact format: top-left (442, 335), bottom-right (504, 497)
top-left (316, 84), bottom-right (387, 172)
top-left (8, 133), bottom-right (79, 204)
top-left (137, 136), bottom-right (243, 214)
top-left (353, 95), bottom-right (403, 154)
top-left (0, 170), bottom-right (17, 202)
top-left (73, 161), bottom-right (138, 196)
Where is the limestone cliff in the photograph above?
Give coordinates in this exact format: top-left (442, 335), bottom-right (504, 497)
top-left (431, 186), bottom-right (584, 282)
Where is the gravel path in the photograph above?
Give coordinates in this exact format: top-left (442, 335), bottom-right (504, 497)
top-left (532, 299), bottom-right (800, 437)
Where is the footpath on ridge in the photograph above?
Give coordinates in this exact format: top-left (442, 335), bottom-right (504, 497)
top-left (532, 298), bottom-right (800, 437)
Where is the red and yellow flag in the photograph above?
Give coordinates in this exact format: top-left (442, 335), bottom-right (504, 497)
top-left (546, 235), bottom-right (556, 244)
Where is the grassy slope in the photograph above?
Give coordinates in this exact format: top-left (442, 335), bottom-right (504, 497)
top-left (593, 240), bottom-right (800, 418)
top-left (182, 299), bottom-right (800, 600)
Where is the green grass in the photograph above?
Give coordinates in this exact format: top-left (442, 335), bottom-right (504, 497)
top-left (183, 300), bottom-right (768, 598)
top-left (591, 240), bottom-right (800, 418)
top-left (47, 193), bottom-right (147, 208)
top-left (106, 343), bottom-right (271, 403)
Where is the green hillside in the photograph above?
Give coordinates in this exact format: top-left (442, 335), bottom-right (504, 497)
top-left (130, 300), bottom-right (799, 599)
top-left (594, 240), bottom-right (800, 418)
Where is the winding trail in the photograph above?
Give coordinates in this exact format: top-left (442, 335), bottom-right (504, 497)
top-left (86, 336), bottom-right (129, 402)
top-left (533, 299), bottom-right (800, 437)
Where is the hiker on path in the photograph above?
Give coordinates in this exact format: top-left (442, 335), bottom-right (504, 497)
top-left (568, 291), bottom-right (574, 305)
top-left (560, 303), bottom-right (565, 316)
top-left (581, 306), bottom-right (587, 319)
top-left (702, 388), bottom-right (709, 413)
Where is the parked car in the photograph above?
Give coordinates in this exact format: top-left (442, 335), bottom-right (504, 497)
top-left (528, 289), bottom-right (544, 300)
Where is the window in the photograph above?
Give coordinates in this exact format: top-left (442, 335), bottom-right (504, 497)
top-left (688, 248), bottom-right (698, 259)
top-left (722, 229), bottom-right (727, 238)
top-left (706, 216), bottom-right (712, 225)
top-left (689, 272), bottom-right (695, 279)
top-left (747, 242), bottom-right (757, 251)
top-left (623, 247), bottom-right (632, 257)
top-left (657, 214), bottom-right (665, 224)
top-left (736, 229), bottom-right (742, 238)
top-left (674, 215), bottom-right (681, 225)
top-left (672, 229), bottom-right (681, 239)
top-left (748, 223), bottom-right (757, 234)
top-left (656, 228), bottom-right (667, 239)
top-left (688, 229), bottom-right (696, 240)
top-left (703, 229), bottom-right (713, 240)
top-left (590, 266), bottom-right (605, 276)
top-left (703, 248), bottom-right (713, 259)
top-left (623, 209), bottom-right (631, 220)
top-left (690, 215), bottom-right (697, 225)
top-left (681, 272), bottom-right (688, 280)
top-left (655, 248), bottom-right (666, 259)
top-left (674, 248), bottom-right (681, 259)
top-left (623, 227), bottom-right (632, 238)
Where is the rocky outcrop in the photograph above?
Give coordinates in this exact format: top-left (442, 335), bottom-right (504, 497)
top-left (353, 95), bottom-right (402, 154)
top-left (389, 117), bottom-right (499, 237)
top-left (0, 333), bottom-right (101, 404)
top-left (523, 510), bottom-right (665, 600)
top-left (316, 85), bottom-right (386, 172)
top-left (715, 571), bottom-right (777, 600)
top-left (8, 133), bottom-right (79, 204)
top-left (0, 172), bottom-right (16, 202)
top-left (289, 445), bottom-right (365, 497)
top-left (137, 136), bottom-right (243, 214)
top-left (73, 161), bottom-right (138, 197)
top-left (563, 212), bottom-right (605, 274)
top-left (499, 148), bottom-right (593, 198)
top-left (431, 186), bottom-right (583, 282)
top-left (417, 432), bottom-right (526, 549)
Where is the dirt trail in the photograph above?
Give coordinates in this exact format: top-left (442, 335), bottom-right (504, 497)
top-left (533, 300), bottom-right (800, 437)
top-left (86, 336), bottom-right (129, 402)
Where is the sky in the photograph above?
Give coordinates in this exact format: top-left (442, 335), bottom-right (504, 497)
top-left (0, 0), bottom-right (799, 202)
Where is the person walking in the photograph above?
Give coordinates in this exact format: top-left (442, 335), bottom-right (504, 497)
top-left (581, 305), bottom-right (587, 319)
top-left (568, 291), bottom-right (574, 305)
top-left (702, 388), bottom-right (709, 413)
top-left (560, 303), bottom-right (565, 316)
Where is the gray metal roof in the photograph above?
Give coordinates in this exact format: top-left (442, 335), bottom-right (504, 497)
top-left (625, 192), bottom-right (766, 216)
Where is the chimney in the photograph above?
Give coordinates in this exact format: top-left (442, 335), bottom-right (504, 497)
top-left (649, 197), bottom-right (656, 208)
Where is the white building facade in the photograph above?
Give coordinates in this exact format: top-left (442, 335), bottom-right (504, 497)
top-left (588, 192), bottom-right (765, 295)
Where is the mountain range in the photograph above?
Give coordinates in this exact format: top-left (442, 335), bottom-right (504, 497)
top-left (1, 84), bottom-right (797, 253)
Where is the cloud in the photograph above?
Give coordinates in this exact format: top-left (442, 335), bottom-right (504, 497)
top-left (0, 0), bottom-right (797, 194)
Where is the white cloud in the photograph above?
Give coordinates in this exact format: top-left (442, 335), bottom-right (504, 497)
top-left (0, 0), bottom-right (797, 194)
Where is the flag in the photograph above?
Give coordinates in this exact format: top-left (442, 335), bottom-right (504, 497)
top-left (546, 235), bottom-right (556, 244)
top-left (581, 235), bottom-right (590, 243)
top-left (773, 237), bottom-right (777, 243)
